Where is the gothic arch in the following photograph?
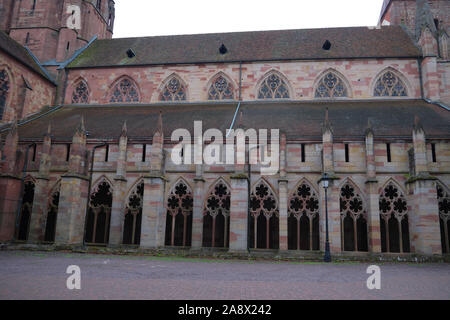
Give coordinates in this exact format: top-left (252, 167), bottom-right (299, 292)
top-left (436, 180), bottom-right (450, 253)
top-left (165, 177), bottom-right (194, 247)
top-left (0, 65), bottom-right (14, 120)
top-left (379, 179), bottom-right (410, 253)
top-left (85, 177), bottom-right (113, 244)
top-left (287, 178), bottom-right (320, 251)
top-left (91, 175), bottom-right (114, 193)
top-left (371, 67), bottom-right (410, 97)
top-left (123, 178), bottom-right (145, 245)
top-left (159, 73), bottom-right (188, 102)
top-left (202, 177), bottom-right (231, 248)
top-left (339, 178), bottom-right (368, 252)
top-left (71, 77), bottom-right (90, 104)
top-left (44, 181), bottom-right (61, 242)
top-left (206, 72), bottom-right (237, 101)
top-left (249, 178), bottom-right (279, 249)
top-left (255, 70), bottom-right (292, 100)
top-left (107, 75), bottom-right (141, 103)
top-left (313, 68), bottom-right (352, 98)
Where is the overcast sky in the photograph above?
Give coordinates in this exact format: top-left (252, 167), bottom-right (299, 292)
top-left (113, 0), bottom-right (385, 38)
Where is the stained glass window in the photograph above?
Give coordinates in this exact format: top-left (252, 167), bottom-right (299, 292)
top-left (72, 81), bottom-right (89, 104)
top-left (374, 71), bottom-right (408, 97)
top-left (165, 180), bottom-right (193, 246)
top-left (124, 181), bottom-right (144, 245)
top-left (208, 75), bottom-right (234, 100)
top-left (110, 78), bottom-right (139, 103)
top-left (315, 72), bottom-right (348, 98)
top-left (258, 73), bottom-right (290, 99)
top-left (86, 181), bottom-right (113, 244)
top-left (0, 69), bottom-right (10, 120)
top-left (160, 76), bottom-right (186, 101)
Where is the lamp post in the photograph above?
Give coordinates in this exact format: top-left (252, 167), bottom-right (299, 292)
top-left (321, 173), bottom-right (332, 263)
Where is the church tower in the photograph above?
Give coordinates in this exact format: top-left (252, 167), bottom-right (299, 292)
top-left (0, 0), bottom-right (115, 64)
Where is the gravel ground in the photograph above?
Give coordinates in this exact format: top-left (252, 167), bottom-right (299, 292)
top-left (0, 250), bottom-right (449, 300)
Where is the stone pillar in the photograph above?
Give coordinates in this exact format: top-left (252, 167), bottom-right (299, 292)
top-left (229, 175), bottom-right (248, 253)
top-left (141, 112), bottom-right (167, 248)
top-left (55, 117), bottom-right (89, 246)
top-left (28, 124), bottom-right (52, 243)
top-left (191, 174), bottom-right (205, 249)
top-left (0, 121), bottom-right (22, 242)
top-left (278, 133), bottom-right (288, 251)
top-left (407, 120), bottom-right (441, 255)
top-left (418, 27), bottom-right (440, 101)
top-left (364, 125), bottom-right (381, 252)
top-left (109, 122), bottom-right (128, 246)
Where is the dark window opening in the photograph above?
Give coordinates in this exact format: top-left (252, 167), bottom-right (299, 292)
top-left (431, 143), bottom-right (437, 163)
top-left (386, 143), bottom-right (391, 162)
top-left (66, 42), bottom-right (70, 51)
top-left (344, 144), bottom-right (349, 162)
top-left (104, 144), bottom-right (109, 162)
top-left (66, 144), bottom-right (71, 162)
top-left (322, 40), bottom-right (331, 50)
top-left (434, 19), bottom-right (439, 30)
top-left (126, 49), bottom-right (135, 58)
top-left (97, 0), bottom-right (102, 10)
top-left (32, 0), bottom-right (36, 13)
top-left (31, 144), bottom-right (37, 162)
top-left (142, 144), bottom-right (146, 162)
top-left (301, 144), bottom-right (306, 162)
top-left (219, 44), bottom-right (228, 55)
top-left (25, 33), bottom-right (30, 44)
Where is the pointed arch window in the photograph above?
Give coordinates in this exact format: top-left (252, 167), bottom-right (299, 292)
top-left (374, 70), bottom-right (407, 97)
top-left (72, 81), bottom-right (89, 104)
top-left (110, 78), bottom-right (139, 103)
top-left (165, 180), bottom-right (193, 247)
top-left (250, 181), bottom-right (279, 249)
top-left (17, 181), bottom-right (35, 241)
top-left (288, 182), bottom-right (320, 251)
top-left (44, 187), bottom-right (60, 242)
top-left (123, 181), bottom-right (144, 245)
top-left (315, 72), bottom-right (348, 98)
top-left (258, 73), bottom-right (290, 99)
top-left (379, 183), bottom-right (410, 253)
top-left (437, 184), bottom-right (450, 254)
top-left (0, 69), bottom-right (10, 120)
top-left (85, 181), bottom-right (113, 244)
top-left (208, 75), bottom-right (234, 100)
top-left (160, 76), bottom-right (186, 101)
top-left (340, 183), bottom-right (368, 252)
top-left (203, 180), bottom-right (231, 248)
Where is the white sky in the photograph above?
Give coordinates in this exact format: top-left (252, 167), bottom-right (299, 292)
top-left (113, 0), bottom-right (385, 39)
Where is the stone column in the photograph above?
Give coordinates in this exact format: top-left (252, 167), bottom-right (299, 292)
top-left (278, 133), bottom-right (288, 251)
top-left (0, 121), bottom-right (22, 242)
top-left (407, 119), bottom-right (441, 255)
top-left (229, 175), bottom-right (249, 253)
top-left (55, 117), bottom-right (89, 246)
top-left (364, 125), bottom-right (381, 252)
top-left (109, 122), bottom-right (128, 246)
top-left (28, 124), bottom-right (52, 243)
top-left (191, 166), bottom-right (205, 249)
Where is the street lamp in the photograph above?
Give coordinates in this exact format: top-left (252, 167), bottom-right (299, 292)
top-left (320, 173), bottom-right (332, 263)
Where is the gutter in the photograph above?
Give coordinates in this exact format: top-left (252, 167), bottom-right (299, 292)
top-left (424, 98), bottom-right (450, 111)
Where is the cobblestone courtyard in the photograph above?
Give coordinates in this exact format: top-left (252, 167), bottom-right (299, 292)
top-left (0, 251), bottom-right (449, 300)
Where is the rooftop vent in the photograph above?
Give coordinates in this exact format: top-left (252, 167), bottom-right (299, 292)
top-left (126, 48), bottom-right (136, 58)
top-left (219, 44), bottom-right (228, 55)
top-left (322, 40), bottom-right (331, 51)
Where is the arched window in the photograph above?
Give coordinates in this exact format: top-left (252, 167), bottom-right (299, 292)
top-left (315, 71), bottom-right (348, 98)
top-left (257, 73), bottom-right (290, 99)
top-left (437, 184), bottom-right (450, 254)
top-left (340, 183), bottom-right (368, 252)
top-left (165, 180), bottom-right (193, 247)
top-left (109, 78), bottom-right (139, 103)
top-left (288, 182), bottom-right (320, 251)
top-left (123, 181), bottom-right (143, 245)
top-left (373, 70), bottom-right (407, 97)
top-left (379, 183), bottom-right (410, 253)
top-left (249, 180), bottom-right (279, 249)
top-left (17, 181), bottom-right (35, 241)
top-left (44, 187), bottom-right (60, 242)
top-left (203, 180), bottom-right (231, 248)
top-left (160, 76), bottom-right (186, 101)
top-left (72, 81), bottom-right (89, 104)
top-left (208, 75), bottom-right (234, 100)
top-left (0, 69), bottom-right (10, 120)
top-left (85, 181), bottom-right (113, 244)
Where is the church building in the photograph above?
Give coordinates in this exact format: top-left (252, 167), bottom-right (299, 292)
top-left (0, 0), bottom-right (449, 258)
